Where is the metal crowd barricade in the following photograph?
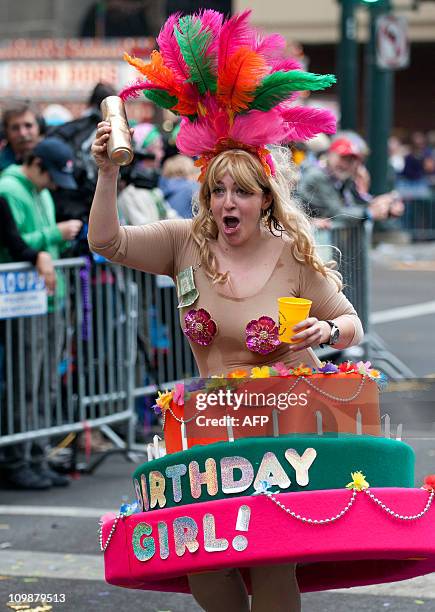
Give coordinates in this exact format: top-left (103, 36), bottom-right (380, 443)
top-left (400, 196), bottom-right (435, 241)
top-left (0, 258), bottom-right (138, 451)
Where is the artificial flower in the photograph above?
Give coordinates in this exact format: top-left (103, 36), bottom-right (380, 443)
top-left (183, 308), bottom-right (217, 346)
top-left (173, 383), bottom-right (185, 406)
top-left (155, 389), bottom-right (173, 411)
top-left (338, 361), bottom-right (359, 374)
top-left (318, 361), bottom-right (339, 374)
top-left (119, 501), bottom-right (141, 516)
top-left (356, 360), bottom-right (372, 376)
top-left (292, 364), bottom-right (313, 377)
top-left (206, 375), bottom-right (229, 391)
top-left (152, 403), bottom-right (161, 415)
top-left (187, 378), bottom-right (206, 392)
top-left (346, 471), bottom-right (370, 491)
top-left (368, 369), bottom-right (381, 379)
top-left (422, 474), bottom-right (435, 492)
top-left (228, 369), bottom-right (249, 378)
top-left (245, 316), bottom-right (281, 355)
top-left (273, 361), bottom-right (290, 376)
top-left (250, 366), bottom-right (271, 378)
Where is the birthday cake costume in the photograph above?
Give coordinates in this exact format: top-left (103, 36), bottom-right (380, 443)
top-left (96, 8), bottom-right (435, 597)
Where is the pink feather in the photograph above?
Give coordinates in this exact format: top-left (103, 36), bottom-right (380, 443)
top-left (280, 106), bottom-right (337, 141)
top-left (270, 58), bottom-right (302, 72)
top-left (176, 117), bottom-right (219, 156)
top-left (230, 108), bottom-right (288, 146)
top-left (218, 10), bottom-right (255, 72)
top-left (198, 9), bottom-right (223, 58)
top-left (119, 79), bottom-right (163, 102)
top-left (156, 13), bottom-right (189, 82)
top-left (255, 33), bottom-right (286, 60)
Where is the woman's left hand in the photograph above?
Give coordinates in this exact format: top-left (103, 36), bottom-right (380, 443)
top-left (289, 317), bottom-right (328, 351)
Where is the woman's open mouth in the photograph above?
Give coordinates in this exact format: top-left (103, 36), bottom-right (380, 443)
top-left (223, 216), bottom-right (240, 234)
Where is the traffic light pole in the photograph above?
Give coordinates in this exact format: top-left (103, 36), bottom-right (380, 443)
top-left (338, 0), bottom-right (358, 130)
top-left (365, 0), bottom-right (394, 195)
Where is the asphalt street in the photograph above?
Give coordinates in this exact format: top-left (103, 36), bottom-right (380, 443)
top-left (1, 241), bottom-right (434, 612)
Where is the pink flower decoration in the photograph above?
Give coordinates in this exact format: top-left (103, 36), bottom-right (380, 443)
top-left (173, 383), bottom-right (185, 406)
top-left (183, 308), bottom-right (217, 347)
top-left (273, 361), bottom-right (290, 376)
top-left (246, 316), bottom-right (281, 355)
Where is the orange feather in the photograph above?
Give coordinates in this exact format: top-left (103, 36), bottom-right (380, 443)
top-left (217, 47), bottom-right (267, 113)
top-left (124, 51), bottom-right (180, 97)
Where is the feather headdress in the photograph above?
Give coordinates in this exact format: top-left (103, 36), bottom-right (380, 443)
top-left (120, 9), bottom-right (337, 180)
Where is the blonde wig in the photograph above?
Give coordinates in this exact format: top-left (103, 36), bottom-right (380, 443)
top-left (191, 148), bottom-right (342, 291)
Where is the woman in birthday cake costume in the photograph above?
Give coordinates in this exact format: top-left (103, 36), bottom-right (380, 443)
top-left (89, 9), bottom-right (435, 612)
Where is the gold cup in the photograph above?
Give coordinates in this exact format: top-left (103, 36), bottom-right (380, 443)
top-left (100, 96), bottom-right (134, 166)
top-left (278, 297), bottom-right (312, 343)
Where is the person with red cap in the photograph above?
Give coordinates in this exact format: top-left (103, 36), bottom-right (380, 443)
top-left (297, 134), bottom-right (403, 224)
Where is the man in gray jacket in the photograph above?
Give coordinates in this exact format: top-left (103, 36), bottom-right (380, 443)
top-left (297, 136), bottom-right (401, 223)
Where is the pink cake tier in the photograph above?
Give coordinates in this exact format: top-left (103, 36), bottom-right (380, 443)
top-left (101, 486), bottom-right (435, 593)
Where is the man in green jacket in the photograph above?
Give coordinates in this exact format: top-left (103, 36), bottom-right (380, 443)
top-left (0, 137), bottom-right (82, 490)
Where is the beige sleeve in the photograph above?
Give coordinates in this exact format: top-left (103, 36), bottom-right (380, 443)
top-left (298, 263), bottom-right (364, 344)
top-left (88, 219), bottom-right (192, 278)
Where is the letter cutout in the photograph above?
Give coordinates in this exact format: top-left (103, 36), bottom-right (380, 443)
top-left (173, 516), bottom-right (200, 556)
top-left (253, 452), bottom-right (291, 490)
top-left (285, 448), bottom-right (317, 486)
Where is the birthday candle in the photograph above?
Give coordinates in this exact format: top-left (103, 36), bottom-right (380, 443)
top-left (227, 415), bottom-right (234, 442)
top-left (181, 421), bottom-right (188, 450)
top-left (396, 423), bottom-right (403, 440)
top-left (316, 410), bottom-right (323, 436)
top-left (384, 414), bottom-right (390, 438)
top-left (272, 409), bottom-right (279, 437)
top-left (356, 409), bottom-right (362, 435)
top-left (153, 434), bottom-right (161, 458)
top-left (147, 443), bottom-right (153, 462)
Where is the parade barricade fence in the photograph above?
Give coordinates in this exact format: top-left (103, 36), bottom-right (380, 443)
top-left (0, 258), bottom-right (138, 452)
top-left (400, 196), bottom-right (435, 241)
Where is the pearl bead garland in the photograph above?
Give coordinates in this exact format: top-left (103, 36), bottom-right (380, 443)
top-left (99, 512), bottom-right (125, 552)
top-left (264, 489), bottom-right (357, 524)
top-left (261, 487), bottom-right (434, 525)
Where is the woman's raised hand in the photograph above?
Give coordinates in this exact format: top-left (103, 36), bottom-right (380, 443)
top-left (289, 317), bottom-right (330, 351)
top-left (91, 122), bottom-right (118, 175)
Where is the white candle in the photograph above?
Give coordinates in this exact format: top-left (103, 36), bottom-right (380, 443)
top-left (356, 409), bottom-right (362, 435)
top-left (147, 443), bottom-right (153, 462)
top-left (316, 410), bottom-right (323, 436)
top-left (226, 415), bottom-right (234, 442)
top-left (181, 421), bottom-right (188, 450)
top-left (272, 409), bottom-right (279, 437)
top-left (384, 414), bottom-right (390, 438)
top-left (396, 424), bottom-right (403, 441)
top-left (153, 434), bottom-right (161, 458)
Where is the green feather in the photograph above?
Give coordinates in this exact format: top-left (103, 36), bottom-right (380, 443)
top-left (143, 89), bottom-right (178, 110)
top-left (174, 15), bottom-right (217, 95)
top-left (250, 71), bottom-right (336, 112)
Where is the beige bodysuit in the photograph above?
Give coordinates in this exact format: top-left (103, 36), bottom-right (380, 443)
top-left (89, 219), bottom-right (364, 377)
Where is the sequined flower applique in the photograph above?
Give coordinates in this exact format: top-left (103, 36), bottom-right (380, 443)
top-left (245, 316), bottom-right (281, 355)
top-left (183, 308), bottom-right (217, 347)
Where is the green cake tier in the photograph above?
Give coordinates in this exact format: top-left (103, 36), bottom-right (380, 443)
top-left (133, 434), bottom-right (415, 512)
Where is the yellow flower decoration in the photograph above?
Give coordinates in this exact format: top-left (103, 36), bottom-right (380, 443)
top-left (293, 364), bottom-right (313, 376)
top-left (156, 389), bottom-right (174, 411)
top-left (369, 369), bottom-right (381, 379)
top-left (250, 366), bottom-right (271, 378)
top-left (346, 471), bottom-right (370, 491)
top-left (228, 369), bottom-right (249, 378)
